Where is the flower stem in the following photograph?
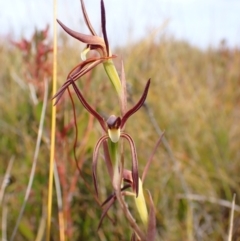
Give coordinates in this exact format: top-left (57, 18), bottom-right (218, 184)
top-left (108, 139), bottom-right (119, 190)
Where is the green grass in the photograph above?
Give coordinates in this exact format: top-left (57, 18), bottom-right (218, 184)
top-left (0, 33), bottom-right (240, 240)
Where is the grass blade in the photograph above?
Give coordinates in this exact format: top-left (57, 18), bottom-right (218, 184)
top-left (228, 193), bottom-right (236, 241)
top-left (46, 0), bottom-right (58, 239)
top-left (10, 80), bottom-right (48, 241)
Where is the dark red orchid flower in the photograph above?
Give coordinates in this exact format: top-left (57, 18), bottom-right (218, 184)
top-left (53, 0), bottom-right (114, 104)
top-left (69, 78), bottom-right (150, 197)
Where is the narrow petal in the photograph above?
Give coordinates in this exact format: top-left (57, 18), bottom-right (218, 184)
top-left (67, 55), bottom-right (114, 85)
top-left (68, 57), bottom-right (106, 82)
top-left (57, 19), bottom-right (105, 48)
top-left (98, 184), bottom-right (131, 230)
top-left (98, 197), bottom-right (115, 230)
top-left (100, 0), bottom-right (109, 56)
top-left (53, 57), bottom-right (106, 104)
top-left (92, 135), bottom-right (109, 196)
top-left (120, 133), bottom-right (139, 196)
top-left (53, 79), bottom-right (72, 104)
top-left (80, 0), bottom-right (97, 36)
top-left (101, 184), bottom-right (131, 207)
top-left (121, 79), bottom-right (151, 129)
top-left (71, 80), bottom-right (107, 132)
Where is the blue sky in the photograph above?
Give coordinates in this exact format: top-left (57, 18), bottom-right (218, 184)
top-left (1, 0), bottom-right (240, 49)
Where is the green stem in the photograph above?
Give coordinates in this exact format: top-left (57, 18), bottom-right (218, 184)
top-left (108, 139), bottom-right (119, 190)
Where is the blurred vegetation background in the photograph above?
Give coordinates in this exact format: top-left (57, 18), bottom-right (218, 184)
top-left (0, 26), bottom-right (240, 240)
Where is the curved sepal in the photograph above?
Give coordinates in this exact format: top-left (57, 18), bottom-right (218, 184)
top-left (92, 135), bottom-right (109, 196)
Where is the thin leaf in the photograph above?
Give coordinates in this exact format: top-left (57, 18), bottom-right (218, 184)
top-left (146, 190), bottom-right (156, 241)
top-left (142, 132), bottom-right (164, 183)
